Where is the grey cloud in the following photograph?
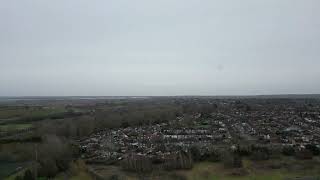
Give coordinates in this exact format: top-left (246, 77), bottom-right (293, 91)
top-left (0, 0), bottom-right (319, 96)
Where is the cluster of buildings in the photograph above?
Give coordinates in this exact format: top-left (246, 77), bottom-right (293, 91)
top-left (78, 98), bottom-right (320, 167)
top-left (78, 119), bottom-right (231, 164)
top-left (228, 106), bottom-right (320, 146)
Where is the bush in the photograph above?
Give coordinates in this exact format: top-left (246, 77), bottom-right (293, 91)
top-left (23, 170), bottom-right (34, 180)
top-left (269, 146), bottom-right (282, 159)
top-left (14, 176), bottom-right (23, 180)
top-left (36, 135), bottom-right (74, 177)
top-left (282, 146), bottom-right (295, 156)
top-left (305, 144), bottom-right (320, 156)
top-left (237, 145), bottom-right (252, 156)
top-left (109, 174), bottom-right (120, 180)
top-left (38, 158), bottom-right (59, 177)
top-left (121, 154), bottom-right (152, 172)
top-left (190, 146), bottom-right (201, 162)
top-left (207, 149), bottom-right (223, 162)
top-left (168, 173), bottom-right (187, 180)
top-left (223, 152), bottom-right (243, 168)
top-left (295, 149), bottom-right (313, 160)
top-left (250, 147), bottom-right (270, 161)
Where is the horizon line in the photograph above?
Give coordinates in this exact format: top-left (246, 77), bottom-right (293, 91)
top-left (1, 93), bottom-right (320, 98)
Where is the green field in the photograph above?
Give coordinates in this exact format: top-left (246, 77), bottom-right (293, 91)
top-left (0, 124), bottom-right (33, 132)
top-left (54, 172), bottom-right (92, 180)
top-left (0, 106), bottom-right (66, 120)
top-left (0, 106), bottom-right (69, 126)
top-left (178, 159), bottom-right (320, 180)
top-left (87, 157), bottom-right (320, 180)
top-left (5, 158), bottom-right (320, 180)
top-left (0, 162), bottom-right (29, 180)
top-left (180, 162), bottom-right (291, 180)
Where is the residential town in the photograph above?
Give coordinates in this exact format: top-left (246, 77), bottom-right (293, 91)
top-left (78, 97), bottom-right (320, 174)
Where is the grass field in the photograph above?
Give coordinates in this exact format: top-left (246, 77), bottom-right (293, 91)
top-left (54, 172), bottom-right (92, 180)
top-left (88, 157), bottom-right (320, 180)
top-left (178, 158), bottom-right (320, 180)
top-left (0, 106), bottom-right (66, 120)
top-left (4, 169), bottom-right (26, 180)
top-left (179, 161), bottom-right (293, 180)
top-left (5, 158), bottom-right (320, 180)
top-left (0, 162), bottom-right (29, 180)
top-left (0, 124), bottom-right (33, 132)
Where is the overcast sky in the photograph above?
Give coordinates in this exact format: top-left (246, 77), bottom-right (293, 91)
top-left (0, 0), bottom-right (319, 96)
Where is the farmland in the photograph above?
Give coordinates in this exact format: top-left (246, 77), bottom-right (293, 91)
top-left (0, 106), bottom-right (66, 120)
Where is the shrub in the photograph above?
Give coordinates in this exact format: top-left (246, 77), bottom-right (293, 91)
top-left (168, 173), bottom-right (187, 180)
top-left (14, 176), bottom-right (23, 180)
top-left (38, 158), bottom-right (59, 177)
top-left (295, 149), bottom-right (313, 160)
top-left (250, 147), bottom-right (270, 161)
top-left (305, 144), bottom-right (320, 156)
top-left (237, 145), bottom-right (252, 156)
top-left (23, 170), bottom-right (34, 180)
top-left (207, 149), bottom-right (223, 162)
top-left (190, 146), bottom-right (201, 162)
top-left (223, 152), bottom-right (243, 168)
top-left (36, 135), bottom-right (74, 177)
top-left (282, 146), bottom-right (295, 156)
top-left (109, 174), bottom-right (120, 180)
